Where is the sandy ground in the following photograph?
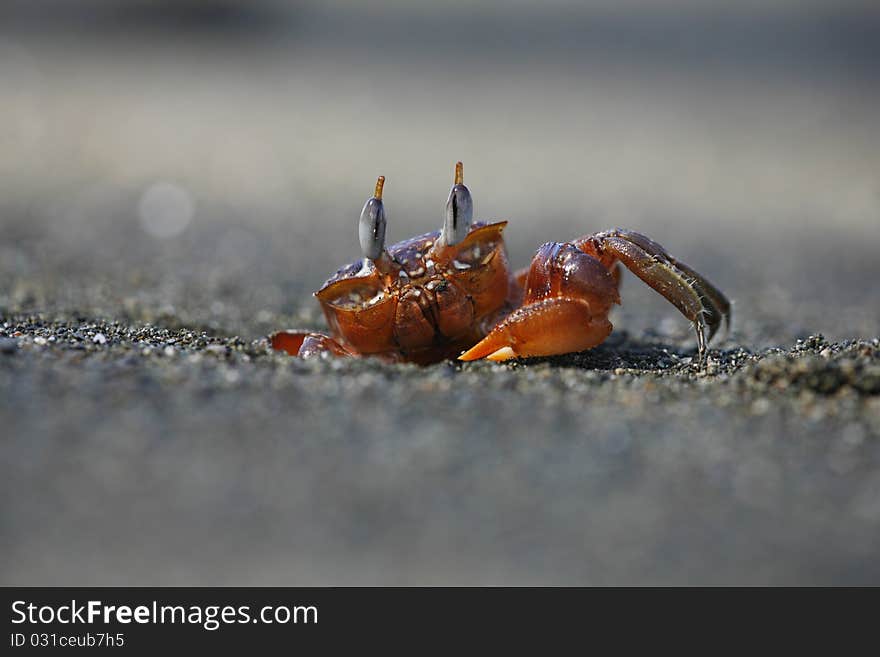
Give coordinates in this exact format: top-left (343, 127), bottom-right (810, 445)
top-left (2, 1), bottom-right (880, 584)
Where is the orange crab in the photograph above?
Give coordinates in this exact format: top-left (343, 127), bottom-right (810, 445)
top-left (271, 162), bottom-right (730, 365)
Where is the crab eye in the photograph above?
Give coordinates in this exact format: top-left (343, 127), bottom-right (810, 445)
top-left (441, 161), bottom-right (473, 246)
top-left (359, 176), bottom-right (387, 260)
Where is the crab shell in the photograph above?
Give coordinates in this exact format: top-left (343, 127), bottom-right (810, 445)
top-left (314, 221), bottom-right (515, 363)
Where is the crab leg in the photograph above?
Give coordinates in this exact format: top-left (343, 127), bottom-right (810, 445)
top-left (270, 331), bottom-right (354, 358)
top-left (575, 229), bottom-right (731, 356)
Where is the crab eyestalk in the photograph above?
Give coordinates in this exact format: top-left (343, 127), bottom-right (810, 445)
top-left (440, 161), bottom-right (473, 247)
top-left (359, 176), bottom-right (395, 274)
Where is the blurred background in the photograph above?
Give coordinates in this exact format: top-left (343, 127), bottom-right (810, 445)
top-left (2, 0), bottom-right (878, 342)
top-left (2, 1), bottom-right (880, 586)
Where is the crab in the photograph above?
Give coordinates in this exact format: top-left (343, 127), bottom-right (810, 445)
top-left (271, 162), bottom-right (730, 365)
